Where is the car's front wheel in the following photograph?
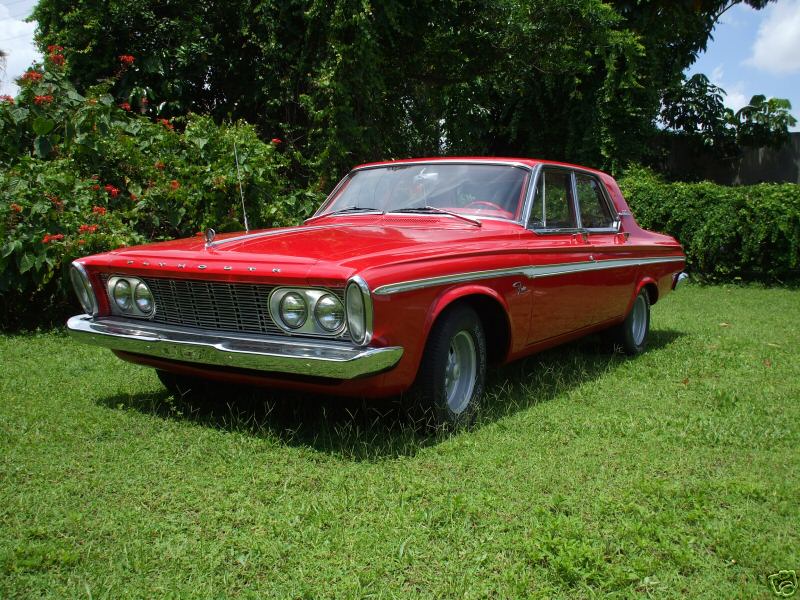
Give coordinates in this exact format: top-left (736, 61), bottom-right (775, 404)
top-left (412, 305), bottom-right (487, 429)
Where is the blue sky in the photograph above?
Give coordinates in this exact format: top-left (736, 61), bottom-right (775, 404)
top-left (687, 0), bottom-right (800, 129)
top-left (2, 0), bottom-right (799, 128)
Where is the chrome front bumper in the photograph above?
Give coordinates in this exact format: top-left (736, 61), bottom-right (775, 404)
top-left (66, 315), bottom-right (403, 379)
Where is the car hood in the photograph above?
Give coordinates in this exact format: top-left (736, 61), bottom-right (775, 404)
top-left (97, 216), bottom-right (522, 282)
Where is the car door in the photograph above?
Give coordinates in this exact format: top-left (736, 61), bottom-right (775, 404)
top-left (573, 172), bottom-right (637, 325)
top-left (524, 168), bottom-right (597, 344)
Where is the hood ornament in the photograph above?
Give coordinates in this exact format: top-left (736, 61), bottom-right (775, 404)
top-left (204, 228), bottom-right (216, 248)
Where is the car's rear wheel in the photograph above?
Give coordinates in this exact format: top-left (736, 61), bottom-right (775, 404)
top-left (609, 289), bottom-right (651, 355)
top-left (411, 305), bottom-right (486, 429)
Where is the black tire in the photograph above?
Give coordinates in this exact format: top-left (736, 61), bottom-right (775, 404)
top-left (608, 289), bottom-right (651, 355)
top-left (156, 369), bottom-right (223, 401)
top-left (410, 305), bottom-right (487, 429)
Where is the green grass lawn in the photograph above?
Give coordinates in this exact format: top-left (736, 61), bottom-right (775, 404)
top-left (1, 285), bottom-right (798, 598)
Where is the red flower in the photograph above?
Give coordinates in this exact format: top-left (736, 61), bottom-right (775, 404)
top-left (79, 224), bottom-right (98, 234)
top-left (43, 233), bottom-right (64, 243)
top-left (92, 206), bottom-right (107, 216)
top-left (77, 239), bottom-right (86, 245)
top-left (91, 184), bottom-right (100, 191)
top-left (104, 184), bottom-right (120, 198)
top-left (0, 95), bottom-right (14, 105)
top-left (119, 102), bottom-right (131, 111)
top-left (20, 71), bottom-right (43, 83)
top-left (47, 45), bottom-right (64, 53)
top-left (271, 138), bottom-right (282, 145)
top-left (45, 194), bottom-right (64, 210)
top-left (49, 54), bottom-right (66, 67)
top-left (130, 193), bottom-right (138, 201)
top-left (10, 203), bottom-right (22, 213)
top-left (118, 54), bottom-right (135, 66)
top-left (34, 95), bottom-right (54, 105)
top-left (158, 118), bottom-right (174, 131)
top-left (170, 180), bottom-right (180, 191)
top-left (154, 160), bottom-right (165, 170)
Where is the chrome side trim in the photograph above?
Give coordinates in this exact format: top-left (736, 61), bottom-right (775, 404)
top-left (66, 315), bottom-right (403, 380)
top-left (372, 255), bottom-right (685, 295)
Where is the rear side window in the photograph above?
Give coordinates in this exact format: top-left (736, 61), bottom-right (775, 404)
top-left (575, 175), bottom-right (614, 229)
top-left (529, 170), bottom-right (576, 230)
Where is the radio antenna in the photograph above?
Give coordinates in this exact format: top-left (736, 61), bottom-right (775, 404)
top-left (234, 142), bottom-right (250, 233)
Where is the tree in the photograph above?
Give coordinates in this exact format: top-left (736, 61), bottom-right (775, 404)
top-left (32, 0), bottom-right (781, 182)
top-left (660, 73), bottom-right (796, 157)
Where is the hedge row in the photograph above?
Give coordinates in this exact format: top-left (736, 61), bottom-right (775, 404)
top-left (618, 166), bottom-right (800, 283)
top-left (0, 58), bottom-right (321, 330)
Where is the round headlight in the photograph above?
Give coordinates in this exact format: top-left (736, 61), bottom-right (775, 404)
top-left (134, 282), bottom-right (154, 314)
top-left (280, 292), bottom-right (307, 329)
top-left (113, 279), bottom-right (132, 311)
top-left (346, 283), bottom-right (366, 343)
top-left (314, 294), bottom-right (344, 332)
top-left (69, 264), bottom-right (96, 315)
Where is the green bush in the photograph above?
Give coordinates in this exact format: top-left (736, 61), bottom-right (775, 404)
top-left (0, 54), bottom-right (322, 330)
top-left (618, 166), bottom-right (800, 283)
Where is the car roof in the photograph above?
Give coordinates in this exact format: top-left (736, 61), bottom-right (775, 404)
top-left (352, 156), bottom-right (609, 177)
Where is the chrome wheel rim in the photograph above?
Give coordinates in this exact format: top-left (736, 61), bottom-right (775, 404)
top-left (444, 330), bottom-right (477, 414)
top-left (631, 295), bottom-right (647, 346)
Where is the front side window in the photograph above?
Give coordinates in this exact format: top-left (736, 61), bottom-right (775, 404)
top-left (528, 170), bottom-right (576, 230)
top-left (318, 163), bottom-right (530, 221)
top-left (575, 174), bottom-right (614, 229)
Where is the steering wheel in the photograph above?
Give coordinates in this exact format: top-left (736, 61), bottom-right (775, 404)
top-left (464, 200), bottom-right (514, 219)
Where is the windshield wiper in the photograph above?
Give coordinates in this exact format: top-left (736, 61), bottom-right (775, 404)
top-left (305, 206), bottom-right (384, 223)
top-left (392, 205), bottom-right (482, 227)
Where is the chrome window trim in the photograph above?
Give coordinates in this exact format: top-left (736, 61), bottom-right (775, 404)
top-left (573, 171), bottom-right (621, 233)
top-left (526, 165), bottom-right (579, 232)
top-left (372, 255), bottom-right (685, 296)
top-left (526, 166), bottom-right (621, 235)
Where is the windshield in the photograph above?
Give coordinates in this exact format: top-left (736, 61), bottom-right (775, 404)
top-left (317, 163), bottom-right (530, 221)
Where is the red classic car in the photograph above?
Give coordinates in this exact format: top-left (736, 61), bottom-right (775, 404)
top-left (68, 158), bottom-right (686, 426)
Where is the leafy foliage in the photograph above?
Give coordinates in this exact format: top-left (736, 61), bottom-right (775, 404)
top-left (660, 73), bottom-right (796, 155)
top-left (31, 0), bottom-right (782, 180)
top-left (0, 56), bottom-right (318, 330)
top-left (619, 166), bottom-right (800, 283)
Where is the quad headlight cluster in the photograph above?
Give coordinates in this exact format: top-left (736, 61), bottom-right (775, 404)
top-left (269, 280), bottom-right (372, 344)
top-left (270, 288), bottom-right (346, 335)
top-left (106, 276), bottom-right (155, 317)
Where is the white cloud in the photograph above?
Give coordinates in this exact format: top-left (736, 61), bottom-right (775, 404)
top-left (724, 82), bottom-right (749, 112)
top-left (0, 1), bottom-right (40, 97)
top-left (746, 0), bottom-right (800, 74)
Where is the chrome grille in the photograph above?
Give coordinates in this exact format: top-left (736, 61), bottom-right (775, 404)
top-left (101, 275), bottom-right (347, 338)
